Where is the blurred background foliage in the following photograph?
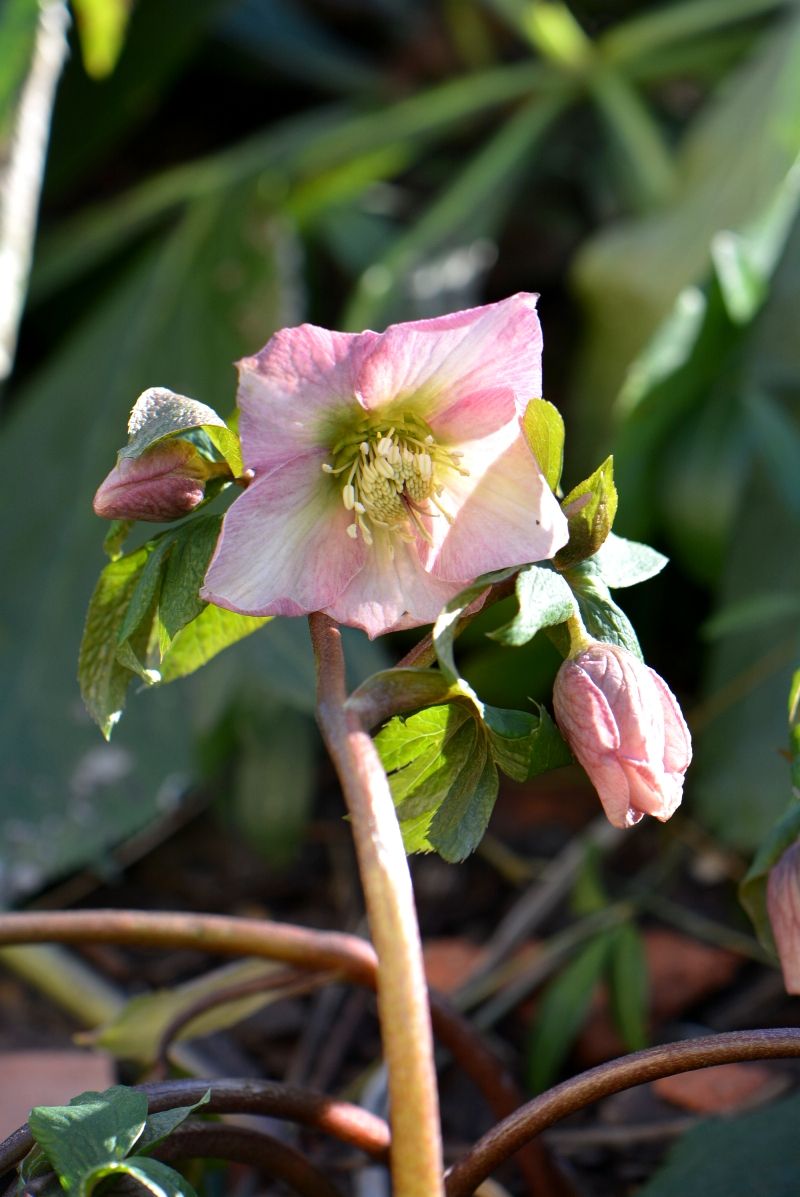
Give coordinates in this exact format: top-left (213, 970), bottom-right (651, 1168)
top-left (2, 0), bottom-right (800, 899)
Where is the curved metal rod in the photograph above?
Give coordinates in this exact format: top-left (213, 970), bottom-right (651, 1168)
top-left (0, 1077), bottom-right (391, 1178)
top-left (445, 1028), bottom-right (800, 1197)
top-left (153, 968), bottom-right (332, 1075)
top-left (155, 1119), bottom-right (346, 1197)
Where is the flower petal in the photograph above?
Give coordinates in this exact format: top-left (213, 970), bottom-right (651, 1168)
top-left (238, 324), bottom-right (379, 475)
top-left (324, 530), bottom-right (462, 638)
top-left (420, 425), bottom-right (568, 581)
top-left (356, 293), bottom-right (543, 436)
top-left (201, 456), bottom-right (365, 616)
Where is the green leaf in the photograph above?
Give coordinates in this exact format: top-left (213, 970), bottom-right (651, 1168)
top-left (119, 387), bottom-right (242, 477)
top-left (78, 959), bottom-right (295, 1064)
top-left (115, 537), bottom-right (174, 677)
top-left (608, 923), bottom-right (649, 1052)
top-left (564, 563), bottom-right (643, 659)
top-left (428, 738), bottom-right (499, 863)
top-left (490, 563), bottom-right (576, 647)
top-left (739, 799), bottom-right (800, 952)
top-left (157, 604), bottom-right (270, 684)
top-left (136, 1092), bottom-right (210, 1155)
top-left (789, 669), bottom-right (800, 794)
top-left (554, 457), bottom-right (618, 570)
top-left (522, 398), bottom-right (566, 492)
top-left (376, 703), bottom-right (499, 861)
top-left (78, 546), bottom-right (151, 737)
top-left (28, 1087), bottom-right (148, 1191)
top-left (638, 1093), bottom-right (800, 1197)
top-left (157, 516), bottom-right (222, 642)
top-left (591, 532), bottom-right (668, 589)
top-left (85, 1157), bottom-right (197, 1197)
top-left (483, 703), bottom-right (571, 781)
top-left (527, 934), bottom-right (615, 1092)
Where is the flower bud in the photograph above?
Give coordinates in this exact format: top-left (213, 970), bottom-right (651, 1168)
top-left (767, 841), bottom-right (800, 993)
top-left (93, 440), bottom-right (216, 522)
top-left (553, 641), bottom-right (691, 829)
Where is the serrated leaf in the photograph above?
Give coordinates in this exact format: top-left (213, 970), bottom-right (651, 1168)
top-left (592, 531), bottom-right (668, 589)
top-left (490, 563), bottom-right (576, 646)
top-left (115, 536), bottom-right (173, 672)
top-left (120, 387), bottom-right (242, 476)
top-left (157, 516), bottom-right (221, 643)
top-left (136, 1092), bottom-right (210, 1155)
top-left (393, 718), bottom-right (478, 820)
top-left (375, 702), bottom-right (471, 773)
top-left (527, 934), bottom-right (615, 1093)
top-left (77, 959), bottom-right (293, 1064)
top-left (483, 703), bottom-right (571, 781)
top-left (739, 799), bottom-right (800, 953)
top-left (555, 456), bottom-right (618, 569)
top-left (28, 1087), bottom-right (148, 1191)
top-left (85, 1157), bottom-right (197, 1197)
top-left (428, 734), bottom-right (498, 863)
top-left (638, 1093), bottom-right (800, 1197)
top-left (608, 922), bottom-right (649, 1052)
top-left (523, 398), bottom-right (565, 491)
top-left (78, 547), bottom-right (150, 737)
top-left (157, 604), bottom-right (270, 684)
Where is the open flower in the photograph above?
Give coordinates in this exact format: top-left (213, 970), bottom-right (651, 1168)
top-left (201, 294), bottom-right (568, 637)
top-left (553, 641), bottom-right (692, 828)
top-left (767, 841), bottom-right (800, 994)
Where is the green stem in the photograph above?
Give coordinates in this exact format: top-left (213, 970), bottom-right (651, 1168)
top-left (309, 613), bottom-right (444, 1197)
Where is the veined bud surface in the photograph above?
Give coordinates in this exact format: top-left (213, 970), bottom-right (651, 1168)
top-left (553, 641), bottom-right (692, 829)
top-left (93, 440), bottom-right (215, 522)
top-left (767, 841), bottom-right (800, 994)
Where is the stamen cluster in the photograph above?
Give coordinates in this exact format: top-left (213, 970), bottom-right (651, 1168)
top-left (322, 416), bottom-right (467, 548)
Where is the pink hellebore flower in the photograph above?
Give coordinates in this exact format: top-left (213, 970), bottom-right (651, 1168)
top-left (553, 642), bottom-right (692, 829)
top-left (767, 841), bottom-right (800, 994)
top-left (201, 294), bottom-right (569, 637)
top-left (94, 440), bottom-right (212, 523)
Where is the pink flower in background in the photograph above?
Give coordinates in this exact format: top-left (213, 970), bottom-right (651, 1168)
top-left (201, 294), bottom-right (568, 637)
top-left (767, 842), bottom-right (800, 994)
top-left (93, 440), bottom-right (211, 523)
top-left (553, 641), bottom-right (692, 829)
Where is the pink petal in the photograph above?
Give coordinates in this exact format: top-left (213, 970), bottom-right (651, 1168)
top-left (324, 531), bottom-right (463, 639)
top-left (201, 455), bottom-right (365, 616)
top-left (355, 294), bottom-right (543, 435)
top-left (238, 324), bottom-right (379, 475)
top-left (649, 669), bottom-right (693, 773)
top-left (420, 426), bottom-right (569, 581)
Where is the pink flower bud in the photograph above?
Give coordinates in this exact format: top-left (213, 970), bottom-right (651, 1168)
top-left (93, 440), bottom-right (212, 522)
top-left (767, 841), bottom-right (800, 994)
top-left (553, 642), bottom-right (692, 829)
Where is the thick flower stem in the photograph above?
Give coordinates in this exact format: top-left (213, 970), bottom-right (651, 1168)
top-left (309, 612), bottom-right (444, 1197)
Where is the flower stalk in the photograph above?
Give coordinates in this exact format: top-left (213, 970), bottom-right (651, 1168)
top-left (309, 612), bottom-right (444, 1197)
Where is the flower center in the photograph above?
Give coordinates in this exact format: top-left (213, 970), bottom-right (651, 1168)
top-left (321, 414), bottom-right (468, 548)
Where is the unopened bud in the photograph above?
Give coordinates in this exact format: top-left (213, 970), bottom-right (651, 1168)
top-left (767, 841), bottom-right (800, 994)
top-left (553, 641), bottom-right (692, 829)
top-left (93, 440), bottom-right (221, 522)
